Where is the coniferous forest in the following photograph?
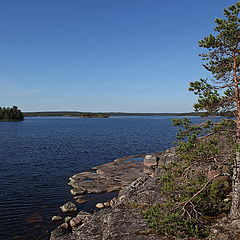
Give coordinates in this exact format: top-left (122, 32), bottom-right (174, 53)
top-left (0, 106), bottom-right (24, 121)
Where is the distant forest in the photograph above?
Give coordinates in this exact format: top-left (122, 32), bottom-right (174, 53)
top-left (108, 112), bottom-right (203, 116)
top-left (23, 111), bottom-right (205, 117)
top-left (23, 112), bottom-right (110, 118)
top-left (0, 106), bottom-right (24, 121)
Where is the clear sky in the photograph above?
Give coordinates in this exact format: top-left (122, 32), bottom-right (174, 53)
top-left (0, 0), bottom-right (237, 113)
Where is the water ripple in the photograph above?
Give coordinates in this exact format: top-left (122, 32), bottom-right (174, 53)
top-left (0, 116), bottom-right (200, 240)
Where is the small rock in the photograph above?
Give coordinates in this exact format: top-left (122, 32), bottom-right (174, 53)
top-left (60, 223), bottom-right (68, 229)
top-left (96, 203), bottom-right (104, 208)
top-left (224, 198), bottom-right (231, 202)
top-left (74, 195), bottom-right (82, 199)
top-left (104, 202), bottom-right (110, 207)
top-left (60, 202), bottom-right (77, 213)
top-left (110, 200), bottom-right (115, 207)
top-left (70, 217), bottom-right (82, 229)
top-left (231, 219), bottom-right (240, 229)
top-left (52, 216), bottom-right (62, 221)
top-left (76, 198), bottom-right (88, 204)
top-left (64, 216), bottom-right (72, 223)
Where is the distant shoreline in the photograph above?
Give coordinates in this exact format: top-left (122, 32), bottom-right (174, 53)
top-left (23, 112), bottom-right (109, 118)
top-left (0, 119), bottom-right (24, 122)
top-left (23, 111), bottom-right (205, 118)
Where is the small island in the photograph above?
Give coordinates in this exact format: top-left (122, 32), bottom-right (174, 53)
top-left (0, 106), bottom-right (24, 121)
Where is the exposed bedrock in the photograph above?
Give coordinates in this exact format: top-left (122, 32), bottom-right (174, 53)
top-left (50, 148), bottom-right (180, 240)
top-left (68, 154), bottom-right (148, 195)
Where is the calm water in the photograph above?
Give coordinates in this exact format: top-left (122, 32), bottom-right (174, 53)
top-left (0, 116), bottom-right (199, 240)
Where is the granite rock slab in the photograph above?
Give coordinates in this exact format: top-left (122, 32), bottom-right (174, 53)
top-left (68, 155), bottom-right (148, 195)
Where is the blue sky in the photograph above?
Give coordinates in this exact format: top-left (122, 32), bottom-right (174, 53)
top-left (0, 0), bottom-right (237, 112)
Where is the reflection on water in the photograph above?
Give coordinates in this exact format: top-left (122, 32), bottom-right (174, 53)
top-left (25, 214), bottom-right (43, 224)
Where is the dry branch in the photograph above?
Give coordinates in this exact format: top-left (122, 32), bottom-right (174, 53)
top-left (181, 172), bottom-right (230, 217)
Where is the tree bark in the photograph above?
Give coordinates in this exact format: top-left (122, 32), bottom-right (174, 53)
top-left (231, 151), bottom-right (240, 218)
top-left (230, 50), bottom-right (240, 219)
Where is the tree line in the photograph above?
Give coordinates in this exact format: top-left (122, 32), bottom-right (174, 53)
top-left (23, 111), bottom-right (109, 118)
top-left (0, 106), bottom-right (24, 121)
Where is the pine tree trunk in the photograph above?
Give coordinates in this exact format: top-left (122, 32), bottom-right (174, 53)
top-left (230, 149), bottom-right (240, 218)
top-left (230, 50), bottom-right (240, 219)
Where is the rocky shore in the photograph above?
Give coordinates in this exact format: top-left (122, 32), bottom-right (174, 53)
top-left (50, 148), bottom-right (240, 240)
top-left (68, 154), bottom-right (148, 197)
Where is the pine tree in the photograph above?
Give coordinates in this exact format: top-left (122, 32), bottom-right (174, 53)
top-left (188, 1), bottom-right (240, 218)
top-left (0, 106), bottom-right (24, 121)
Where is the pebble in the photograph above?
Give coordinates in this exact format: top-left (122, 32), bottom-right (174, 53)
top-left (60, 223), bottom-right (68, 229)
top-left (104, 202), bottom-right (110, 207)
top-left (110, 200), bottom-right (115, 207)
top-left (76, 198), bottom-right (88, 204)
top-left (52, 216), bottom-right (62, 221)
top-left (96, 203), bottom-right (104, 208)
top-left (64, 216), bottom-right (72, 223)
top-left (224, 198), bottom-right (231, 202)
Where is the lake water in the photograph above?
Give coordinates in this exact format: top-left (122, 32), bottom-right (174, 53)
top-left (0, 116), bottom-right (199, 240)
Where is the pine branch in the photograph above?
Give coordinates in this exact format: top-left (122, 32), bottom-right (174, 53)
top-left (181, 173), bottom-right (230, 218)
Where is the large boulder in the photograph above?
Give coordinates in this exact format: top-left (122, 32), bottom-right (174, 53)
top-left (143, 154), bottom-right (158, 175)
top-left (144, 155), bottom-right (158, 168)
top-left (153, 148), bottom-right (180, 177)
top-left (143, 148), bottom-right (180, 177)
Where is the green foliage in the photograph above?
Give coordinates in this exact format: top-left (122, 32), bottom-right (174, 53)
top-left (142, 2), bottom-right (240, 237)
top-left (142, 117), bottom-right (234, 238)
top-left (189, 1), bottom-right (240, 117)
top-left (188, 79), bottom-right (220, 116)
top-left (142, 203), bottom-right (209, 238)
top-left (0, 106), bottom-right (24, 121)
top-left (129, 202), bottom-right (137, 208)
top-left (195, 179), bottom-right (231, 215)
top-left (142, 158), bottom-right (230, 238)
